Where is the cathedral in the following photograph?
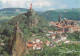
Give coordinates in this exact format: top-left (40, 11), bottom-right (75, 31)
top-left (49, 15), bottom-right (80, 33)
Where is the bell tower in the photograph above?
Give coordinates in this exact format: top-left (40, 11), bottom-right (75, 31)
top-left (58, 15), bottom-right (61, 22)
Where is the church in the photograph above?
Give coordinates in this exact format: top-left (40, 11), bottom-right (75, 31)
top-left (49, 15), bottom-right (80, 33)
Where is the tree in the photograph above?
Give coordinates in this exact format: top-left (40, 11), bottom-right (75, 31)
top-left (3, 51), bottom-right (10, 56)
top-left (0, 46), bottom-right (3, 53)
top-left (67, 31), bottom-right (80, 41)
top-left (0, 38), bottom-right (2, 43)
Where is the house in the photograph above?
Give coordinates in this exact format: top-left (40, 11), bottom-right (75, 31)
top-left (33, 43), bottom-right (39, 50)
top-left (35, 39), bottom-right (40, 43)
top-left (36, 45), bottom-right (42, 50)
top-left (54, 39), bottom-right (62, 43)
top-left (40, 41), bottom-right (43, 44)
top-left (26, 38), bottom-right (44, 50)
top-left (46, 40), bottom-right (50, 46)
top-left (62, 25), bottom-right (74, 33)
top-left (50, 42), bottom-right (55, 47)
top-left (51, 18), bottom-right (80, 33)
top-left (48, 34), bottom-right (56, 40)
top-left (51, 34), bottom-right (56, 39)
top-left (61, 36), bottom-right (67, 41)
top-left (48, 31), bottom-right (53, 34)
top-left (31, 41), bottom-right (35, 43)
top-left (55, 31), bottom-right (64, 34)
top-left (49, 21), bottom-right (54, 26)
top-left (33, 45), bottom-right (42, 50)
top-left (33, 43), bottom-right (42, 50)
top-left (49, 21), bottom-right (59, 26)
top-left (46, 34), bottom-right (51, 37)
top-left (27, 41), bottom-right (42, 50)
top-left (64, 40), bottom-right (70, 43)
top-left (32, 34), bottom-right (35, 36)
top-left (58, 43), bottom-right (62, 45)
top-left (27, 43), bottom-right (33, 48)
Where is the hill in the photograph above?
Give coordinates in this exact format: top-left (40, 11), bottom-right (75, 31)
top-left (0, 8), bottom-right (27, 15)
top-left (0, 8), bottom-right (80, 22)
top-left (0, 9), bottom-right (49, 40)
top-left (37, 8), bottom-right (80, 21)
top-left (8, 9), bottom-right (48, 27)
top-left (0, 8), bottom-right (49, 56)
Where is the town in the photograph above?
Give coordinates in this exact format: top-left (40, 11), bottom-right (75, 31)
top-left (26, 10), bottom-right (80, 50)
top-left (0, 3), bottom-right (80, 56)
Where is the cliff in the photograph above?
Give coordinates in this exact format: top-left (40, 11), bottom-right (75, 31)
top-left (8, 9), bottom-right (48, 28)
top-left (4, 8), bottom-right (48, 56)
top-left (8, 21), bottom-right (27, 56)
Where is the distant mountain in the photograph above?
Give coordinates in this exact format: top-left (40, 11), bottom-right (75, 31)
top-left (0, 8), bottom-right (80, 21)
top-left (0, 8), bottom-right (27, 15)
top-left (37, 8), bottom-right (80, 21)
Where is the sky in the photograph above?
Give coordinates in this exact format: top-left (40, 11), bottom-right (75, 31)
top-left (0, 0), bottom-right (80, 11)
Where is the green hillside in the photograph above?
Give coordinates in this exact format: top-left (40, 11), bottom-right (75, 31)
top-left (0, 8), bottom-right (27, 15)
top-left (0, 9), bottom-right (49, 56)
top-left (37, 8), bottom-right (80, 21)
top-left (0, 8), bottom-right (80, 56)
top-left (0, 8), bottom-right (80, 22)
top-left (0, 9), bottom-right (49, 40)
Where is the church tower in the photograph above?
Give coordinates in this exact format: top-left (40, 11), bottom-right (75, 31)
top-left (58, 15), bottom-right (61, 22)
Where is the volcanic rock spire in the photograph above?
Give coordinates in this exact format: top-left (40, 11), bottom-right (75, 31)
top-left (8, 21), bottom-right (27, 56)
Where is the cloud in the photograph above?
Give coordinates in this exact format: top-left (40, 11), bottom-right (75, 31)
top-left (59, 5), bottom-right (67, 9)
top-left (0, 0), bottom-right (53, 9)
top-left (48, 8), bottom-right (55, 10)
top-left (0, 0), bottom-right (31, 8)
top-left (33, 0), bottom-right (52, 8)
top-left (0, 0), bottom-right (79, 11)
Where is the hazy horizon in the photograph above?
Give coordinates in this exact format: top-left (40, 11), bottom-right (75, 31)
top-left (0, 0), bottom-right (80, 11)
top-left (0, 7), bottom-right (80, 12)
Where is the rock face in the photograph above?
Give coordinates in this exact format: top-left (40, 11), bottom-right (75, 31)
top-left (8, 8), bottom-right (48, 29)
top-left (8, 21), bottom-right (27, 56)
top-left (27, 9), bottom-right (39, 27)
top-left (8, 9), bottom-right (39, 27)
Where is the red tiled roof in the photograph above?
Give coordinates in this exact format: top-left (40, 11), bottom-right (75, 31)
top-left (46, 40), bottom-right (50, 44)
top-left (73, 28), bottom-right (80, 31)
top-left (27, 43), bottom-right (33, 47)
top-left (53, 22), bottom-right (59, 24)
top-left (55, 31), bottom-right (64, 33)
top-left (58, 43), bottom-right (62, 45)
top-left (73, 28), bottom-right (79, 29)
top-left (63, 25), bottom-right (73, 28)
top-left (33, 43), bottom-right (39, 45)
top-left (48, 31), bottom-right (53, 32)
top-left (49, 21), bottom-right (59, 25)
top-left (66, 20), bottom-right (75, 22)
top-left (35, 39), bottom-right (40, 40)
top-left (37, 45), bottom-right (42, 47)
top-left (52, 34), bottom-right (56, 36)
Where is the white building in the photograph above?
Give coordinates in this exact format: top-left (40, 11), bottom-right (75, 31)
top-left (64, 40), bottom-right (70, 43)
top-left (35, 39), bottom-right (40, 43)
top-left (61, 36), bottom-right (67, 41)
